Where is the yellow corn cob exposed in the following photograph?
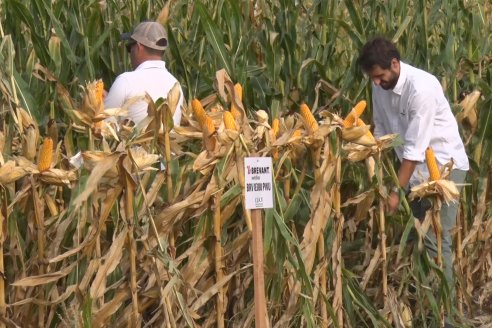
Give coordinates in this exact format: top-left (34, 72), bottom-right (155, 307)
top-left (223, 111), bottom-right (237, 131)
top-left (37, 137), bottom-right (53, 172)
top-left (230, 83), bottom-right (243, 120)
top-left (192, 99), bottom-right (207, 127)
top-left (300, 103), bottom-right (318, 133)
top-left (425, 147), bottom-right (441, 181)
top-left (93, 80), bottom-right (104, 133)
top-left (95, 79), bottom-right (104, 106)
top-left (343, 100), bottom-right (367, 128)
top-left (271, 118), bottom-right (280, 138)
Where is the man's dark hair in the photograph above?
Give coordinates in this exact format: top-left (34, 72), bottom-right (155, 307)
top-left (358, 37), bottom-right (401, 72)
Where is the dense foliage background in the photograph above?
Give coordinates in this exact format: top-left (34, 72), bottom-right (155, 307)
top-left (0, 0), bottom-right (491, 327)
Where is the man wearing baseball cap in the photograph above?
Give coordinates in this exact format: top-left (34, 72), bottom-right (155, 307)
top-left (104, 21), bottom-right (183, 126)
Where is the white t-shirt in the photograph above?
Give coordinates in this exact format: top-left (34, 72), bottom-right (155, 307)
top-left (372, 62), bottom-right (469, 186)
top-left (104, 60), bottom-right (183, 125)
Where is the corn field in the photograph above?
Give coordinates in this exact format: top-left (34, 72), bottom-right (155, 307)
top-left (0, 0), bottom-right (491, 327)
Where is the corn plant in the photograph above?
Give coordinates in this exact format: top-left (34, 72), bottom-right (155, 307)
top-left (0, 0), bottom-right (491, 327)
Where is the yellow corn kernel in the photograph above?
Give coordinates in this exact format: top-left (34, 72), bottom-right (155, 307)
top-left (425, 147), bottom-right (441, 181)
top-left (343, 100), bottom-right (367, 128)
top-left (271, 118), bottom-right (280, 138)
top-left (223, 111), bottom-right (237, 131)
top-left (37, 137), bottom-right (53, 172)
top-left (300, 103), bottom-right (318, 133)
top-left (231, 83), bottom-right (243, 120)
top-left (192, 99), bottom-right (207, 127)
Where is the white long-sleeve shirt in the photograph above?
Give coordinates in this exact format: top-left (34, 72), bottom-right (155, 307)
top-left (372, 62), bottom-right (469, 186)
top-left (104, 60), bottom-right (183, 125)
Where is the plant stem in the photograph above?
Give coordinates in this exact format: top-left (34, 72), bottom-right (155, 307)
top-left (214, 181), bottom-right (225, 328)
top-left (0, 189), bottom-right (6, 328)
top-left (333, 136), bottom-right (343, 327)
top-left (31, 178), bottom-right (45, 327)
top-left (377, 154), bottom-right (388, 306)
top-left (317, 234), bottom-right (328, 327)
top-left (125, 176), bottom-right (139, 326)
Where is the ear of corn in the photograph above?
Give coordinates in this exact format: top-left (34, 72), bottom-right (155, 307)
top-left (223, 111), bottom-right (237, 131)
top-left (343, 100), bottom-right (367, 128)
top-left (94, 80), bottom-right (104, 132)
top-left (37, 137), bottom-right (53, 172)
top-left (300, 103), bottom-right (318, 134)
top-left (230, 83), bottom-right (243, 120)
top-left (95, 80), bottom-right (104, 106)
top-left (425, 147), bottom-right (441, 181)
top-left (192, 99), bottom-right (207, 127)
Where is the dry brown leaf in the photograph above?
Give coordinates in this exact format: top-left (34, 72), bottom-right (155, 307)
top-left (92, 290), bottom-right (130, 327)
top-left (167, 82), bottom-right (181, 116)
top-left (190, 270), bottom-right (242, 312)
top-left (90, 228), bottom-right (128, 298)
top-left (361, 243), bottom-right (381, 290)
top-left (155, 190), bottom-right (206, 231)
top-left (9, 285), bottom-right (77, 306)
top-left (12, 262), bottom-right (77, 287)
top-left (74, 152), bottom-right (122, 208)
top-left (49, 227), bottom-right (98, 263)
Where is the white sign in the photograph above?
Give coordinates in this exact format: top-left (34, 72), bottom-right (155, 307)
top-left (244, 157), bottom-right (274, 209)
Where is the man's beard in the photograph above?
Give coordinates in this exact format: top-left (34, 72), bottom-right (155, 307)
top-left (380, 71), bottom-right (399, 90)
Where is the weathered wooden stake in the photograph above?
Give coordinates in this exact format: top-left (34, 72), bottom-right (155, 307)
top-left (251, 209), bottom-right (267, 328)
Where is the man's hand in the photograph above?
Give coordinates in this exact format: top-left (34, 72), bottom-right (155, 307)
top-left (386, 191), bottom-right (400, 215)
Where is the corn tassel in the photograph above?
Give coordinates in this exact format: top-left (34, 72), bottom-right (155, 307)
top-left (343, 100), bottom-right (367, 128)
top-left (300, 103), bottom-right (318, 133)
top-left (223, 111), bottom-right (237, 131)
top-left (37, 137), bottom-right (53, 172)
top-left (192, 99), bottom-right (207, 127)
top-left (425, 147), bottom-right (441, 181)
top-left (230, 83), bottom-right (243, 120)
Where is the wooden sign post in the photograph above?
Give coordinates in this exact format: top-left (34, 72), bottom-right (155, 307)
top-left (244, 157), bottom-right (273, 328)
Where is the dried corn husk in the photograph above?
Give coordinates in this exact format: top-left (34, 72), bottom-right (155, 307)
top-left (408, 179), bottom-right (460, 204)
top-left (0, 160), bottom-right (30, 184)
top-left (129, 147), bottom-right (160, 171)
top-left (457, 90), bottom-right (480, 128)
top-left (39, 169), bottom-right (77, 186)
top-left (23, 125), bottom-right (39, 161)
